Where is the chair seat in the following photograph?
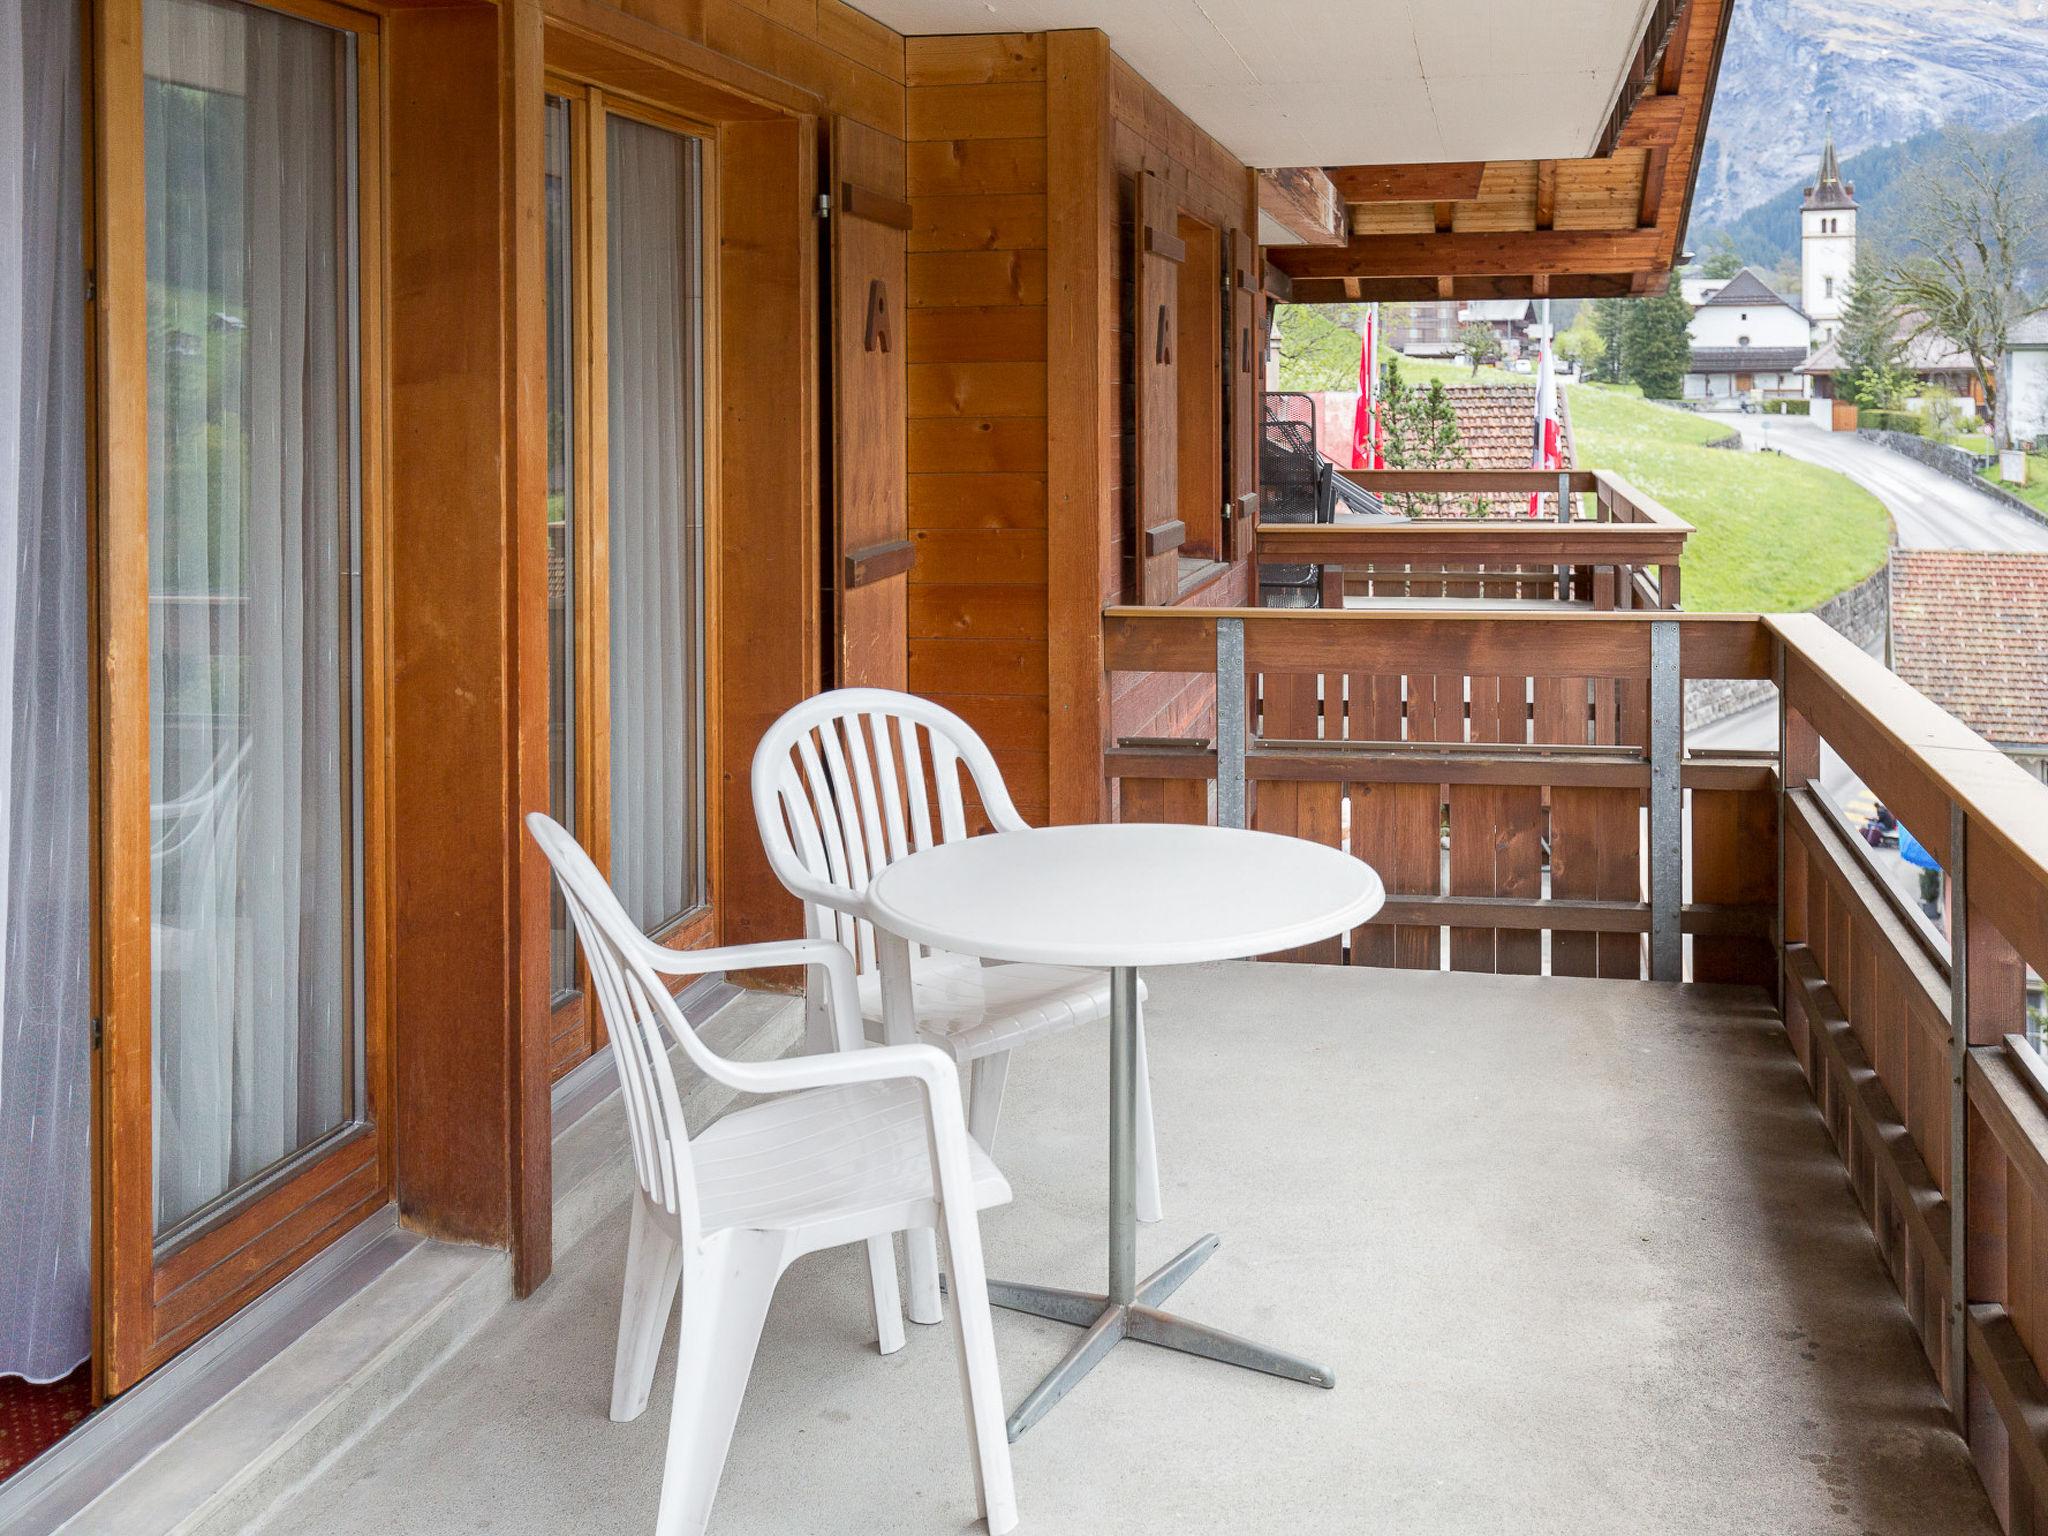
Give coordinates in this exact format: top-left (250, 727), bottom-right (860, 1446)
top-left (692, 1079), bottom-right (1010, 1239)
top-left (857, 952), bottom-right (1147, 1062)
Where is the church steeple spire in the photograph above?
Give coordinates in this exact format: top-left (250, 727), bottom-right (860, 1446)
top-left (1803, 128), bottom-right (1856, 210)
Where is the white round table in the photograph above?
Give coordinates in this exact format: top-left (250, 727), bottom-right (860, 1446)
top-left (866, 822), bottom-right (1385, 1440)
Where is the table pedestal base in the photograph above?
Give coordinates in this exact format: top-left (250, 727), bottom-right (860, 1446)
top-left (988, 1233), bottom-right (1334, 1442)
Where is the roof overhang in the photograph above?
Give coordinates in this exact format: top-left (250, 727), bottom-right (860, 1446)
top-left (855, 0), bottom-right (1732, 302)
top-left (1269, 0), bottom-right (1732, 302)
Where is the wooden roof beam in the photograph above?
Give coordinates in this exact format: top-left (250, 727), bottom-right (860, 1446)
top-left (1325, 162), bottom-right (1486, 203)
top-left (1268, 228), bottom-right (1667, 280)
top-left (1287, 272), bottom-right (1646, 304)
top-left (1535, 160), bottom-right (1557, 230)
top-left (1256, 166), bottom-right (1348, 248)
top-left (1638, 147), bottom-right (1669, 229)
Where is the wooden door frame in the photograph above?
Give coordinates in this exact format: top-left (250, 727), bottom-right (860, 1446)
top-left (537, 68), bottom-right (727, 1079)
top-left (91, 0), bottom-right (395, 1394)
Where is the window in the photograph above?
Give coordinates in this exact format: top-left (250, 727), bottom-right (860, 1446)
top-left (542, 83), bottom-right (711, 1060)
top-left (1825, 276), bottom-right (1835, 299)
top-left (145, 0), bottom-right (364, 1236)
top-left (1738, 335), bottom-right (1751, 347)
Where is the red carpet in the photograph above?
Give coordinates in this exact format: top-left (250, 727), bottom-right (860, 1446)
top-left (0, 1365), bottom-right (91, 1481)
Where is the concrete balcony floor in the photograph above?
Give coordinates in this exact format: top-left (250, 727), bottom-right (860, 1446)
top-left (256, 963), bottom-right (1997, 1536)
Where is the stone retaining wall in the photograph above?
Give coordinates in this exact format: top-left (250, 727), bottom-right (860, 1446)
top-left (1857, 430), bottom-right (2048, 528)
top-left (1684, 562), bottom-right (1890, 731)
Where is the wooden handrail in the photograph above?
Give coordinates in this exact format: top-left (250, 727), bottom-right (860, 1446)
top-left (1769, 611), bottom-right (2048, 972)
top-left (1101, 606), bottom-right (1770, 680)
top-left (1256, 520), bottom-right (1688, 564)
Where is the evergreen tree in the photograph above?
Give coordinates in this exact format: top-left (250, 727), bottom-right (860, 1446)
top-left (1698, 234), bottom-right (1745, 279)
top-left (1376, 356), bottom-right (1468, 469)
top-left (1834, 252), bottom-right (1904, 406)
top-left (1620, 289), bottom-right (1693, 399)
top-left (1590, 300), bottom-right (1629, 384)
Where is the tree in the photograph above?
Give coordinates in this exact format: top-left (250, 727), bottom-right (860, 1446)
top-left (1590, 299), bottom-right (1629, 384)
top-left (1555, 316), bottom-right (1606, 375)
top-left (1456, 320), bottom-right (1504, 376)
top-left (1698, 233), bottom-right (1745, 280)
top-left (1270, 303), bottom-right (1370, 392)
top-left (1620, 289), bottom-right (1693, 399)
top-left (1372, 355), bottom-right (1468, 510)
top-left (1833, 250), bottom-right (1904, 406)
top-left (1884, 127), bottom-right (2048, 447)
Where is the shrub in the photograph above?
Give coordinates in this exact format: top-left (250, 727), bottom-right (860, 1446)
top-left (1862, 409), bottom-right (1923, 436)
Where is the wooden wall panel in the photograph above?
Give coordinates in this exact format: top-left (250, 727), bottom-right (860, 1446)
top-left (715, 115), bottom-right (822, 945)
top-left (829, 114), bottom-right (909, 689)
top-left (906, 36), bottom-right (1051, 820)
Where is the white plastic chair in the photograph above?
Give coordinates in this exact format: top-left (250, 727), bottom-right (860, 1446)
top-left (751, 687), bottom-right (1163, 1325)
top-left (526, 814), bottom-right (1017, 1536)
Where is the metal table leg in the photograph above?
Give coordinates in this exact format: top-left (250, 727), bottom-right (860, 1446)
top-left (987, 965), bottom-right (1334, 1440)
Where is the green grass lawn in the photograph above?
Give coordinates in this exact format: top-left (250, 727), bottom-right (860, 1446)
top-left (1566, 384), bottom-right (1892, 613)
top-left (1979, 453), bottom-right (2048, 516)
top-left (1388, 352), bottom-right (1538, 389)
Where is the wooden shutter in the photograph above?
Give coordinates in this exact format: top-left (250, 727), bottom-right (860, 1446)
top-left (1228, 226), bottom-right (1260, 562)
top-left (829, 116), bottom-right (911, 687)
top-left (1133, 171), bottom-right (1184, 604)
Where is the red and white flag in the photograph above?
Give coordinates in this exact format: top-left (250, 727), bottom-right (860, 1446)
top-left (1351, 304), bottom-right (1383, 470)
top-left (1527, 329), bottom-right (1561, 515)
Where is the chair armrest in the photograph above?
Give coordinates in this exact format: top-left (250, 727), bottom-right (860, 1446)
top-left (633, 934), bottom-right (868, 1055)
top-left (713, 1038), bottom-right (959, 1100)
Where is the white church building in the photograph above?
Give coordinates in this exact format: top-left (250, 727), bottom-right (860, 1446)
top-left (1682, 138), bottom-right (1854, 402)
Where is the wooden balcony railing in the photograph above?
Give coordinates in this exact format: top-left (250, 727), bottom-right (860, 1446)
top-left (1099, 601), bottom-right (2048, 1534)
top-left (1256, 469), bottom-right (1690, 610)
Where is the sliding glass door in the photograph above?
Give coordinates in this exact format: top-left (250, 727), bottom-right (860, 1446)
top-left (542, 84), bottom-right (711, 1076)
top-left (99, 0), bottom-right (385, 1391)
top-left (145, 0), bottom-right (360, 1238)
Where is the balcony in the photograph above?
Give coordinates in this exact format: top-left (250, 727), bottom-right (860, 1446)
top-left (246, 961), bottom-right (1999, 1534)
top-left (222, 603), bottom-right (2045, 1535)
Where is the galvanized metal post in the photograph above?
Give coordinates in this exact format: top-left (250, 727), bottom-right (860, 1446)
top-left (1648, 619), bottom-right (1683, 982)
top-left (1947, 798), bottom-right (1969, 1415)
top-left (1216, 617), bottom-right (1247, 830)
top-left (1556, 471), bottom-right (1573, 602)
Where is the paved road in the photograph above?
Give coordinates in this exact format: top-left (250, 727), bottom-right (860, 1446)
top-left (1727, 415), bottom-right (2048, 551)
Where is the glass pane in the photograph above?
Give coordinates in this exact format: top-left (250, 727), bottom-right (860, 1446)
top-left (145, 0), bottom-right (359, 1237)
top-left (544, 95), bottom-right (576, 999)
top-left (605, 116), bottom-right (706, 934)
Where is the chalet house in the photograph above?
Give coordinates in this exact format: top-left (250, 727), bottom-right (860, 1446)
top-left (2, 3), bottom-right (2047, 1535)
top-left (2003, 311), bottom-right (2048, 446)
top-left (1683, 266), bottom-right (1810, 400)
top-left (1458, 298), bottom-right (1539, 359)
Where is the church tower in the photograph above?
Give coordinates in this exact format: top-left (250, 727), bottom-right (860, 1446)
top-left (1800, 134), bottom-right (1857, 346)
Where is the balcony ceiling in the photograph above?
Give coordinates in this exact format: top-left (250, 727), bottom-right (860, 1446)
top-left (865, 0), bottom-right (1662, 167)
top-left (874, 0), bottom-right (1732, 303)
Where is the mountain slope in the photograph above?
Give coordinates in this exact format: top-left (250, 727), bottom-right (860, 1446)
top-left (1691, 113), bottom-right (2048, 274)
top-left (1695, 0), bottom-right (2048, 227)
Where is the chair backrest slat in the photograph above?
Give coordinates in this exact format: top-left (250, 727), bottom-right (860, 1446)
top-left (752, 689), bottom-right (1026, 977)
top-left (528, 813), bottom-right (708, 1245)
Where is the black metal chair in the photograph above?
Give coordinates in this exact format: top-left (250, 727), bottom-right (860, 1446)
top-left (1258, 419), bottom-right (1326, 608)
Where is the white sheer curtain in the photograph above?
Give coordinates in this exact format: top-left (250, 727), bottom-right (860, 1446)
top-left (0, 0), bottom-right (92, 1385)
top-left (606, 117), bottom-right (705, 932)
top-left (146, 0), bottom-right (354, 1234)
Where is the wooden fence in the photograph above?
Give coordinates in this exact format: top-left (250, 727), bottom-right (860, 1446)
top-left (1256, 468), bottom-right (1691, 610)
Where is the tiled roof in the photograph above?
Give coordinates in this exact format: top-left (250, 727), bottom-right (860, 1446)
top-left (1890, 550), bottom-right (2048, 747)
top-left (1438, 383), bottom-right (1575, 471)
top-left (1701, 268), bottom-right (1800, 312)
top-left (2008, 310), bottom-right (2048, 347)
top-left (1396, 382), bottom-right (1575, 515)
top-left (1690, 347), bottom-right (1810, 373)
